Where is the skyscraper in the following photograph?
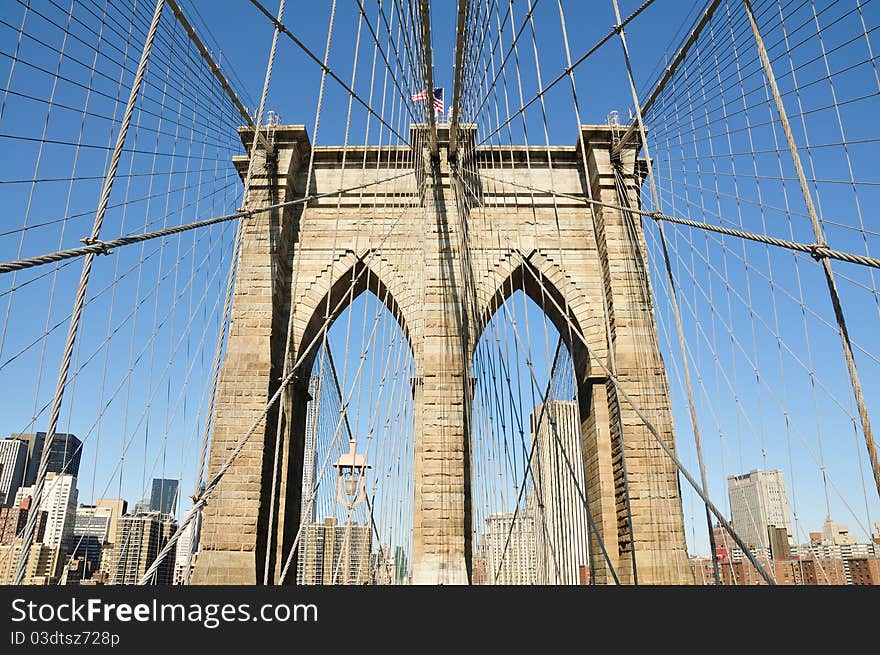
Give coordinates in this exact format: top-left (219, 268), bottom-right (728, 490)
top-left (485, 511), bottom-right (537, 585)
top-left (150, 478), bottom-right (179, 516)
top-left (173, 505), bottom-right (202, 585)
top-left (0, 438), bottom-right (27, 505)
top-left (20, 432), bottom-right (82, 485)
top-left (0, 542), bottom-right (65, 585)
top-left (109, 511), bottom-right (177, 585)
top-left (66, 504), bottom-right (115, 571)
top-left (300, 375), bottom-right (321, 524)
top-left (297, 517), bottom-right (371, 585)
top-left (768, 526), bottom-right (792, 560)
top-left (133, 499), bottom-right (151, 515)
top-left (528, 400), bottom-right (590, 585)
top-left (14, 473), bottom-right (78, 549)
top-left (371, 545), bottom-right (395, 585)
top-left (294, 376), bottom-right (324, 582)
top-left (393, 545), bottom-right (409, 585)
top-left (471, 537), bottom-right (489, 585)
top-left (727, 469), bottom-right (793, 553)
top-left (96, 498), bottom-right (127, 545)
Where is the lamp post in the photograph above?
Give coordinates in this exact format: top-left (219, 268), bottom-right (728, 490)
top-left (333, 439), bottom-right (371, 510)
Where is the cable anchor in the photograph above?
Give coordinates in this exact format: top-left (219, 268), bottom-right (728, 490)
top-left (80, 236), bottom-right (112, 256)
top-left (807, 242), bottom-right (829, 261)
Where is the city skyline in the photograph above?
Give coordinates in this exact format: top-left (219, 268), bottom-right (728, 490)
top-left (0, 427), bottom-right (876, 585)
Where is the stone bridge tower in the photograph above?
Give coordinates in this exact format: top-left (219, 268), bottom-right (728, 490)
top-left (192, 122), bottom-right (693, 585)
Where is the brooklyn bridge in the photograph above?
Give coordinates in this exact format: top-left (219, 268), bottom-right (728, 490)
top-left (0, 0), bottom-right (878, 586)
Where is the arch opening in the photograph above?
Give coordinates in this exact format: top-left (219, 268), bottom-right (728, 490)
top-left (280, 267), bottom-right (416, 586)
top-left (470, 283), bottom-right (595, 586)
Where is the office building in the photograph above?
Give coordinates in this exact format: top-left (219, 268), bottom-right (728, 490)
top-left (0, 497), bottom-right (47, 545)
top-left (300, 376), bottom-right (321, 524)
top-left (371, 545), bottom-right (395, 585)
top-left (848, 558), bottom-right (880, 585)
top-left (471, 536), bottom-right (489, 585)
top-left (173, 505), bottom-right (202, 585)
top-left (0, 438), bottom-right (27, 505)
top-left (59, 556), bottom-right (97, 586)
top-left (528, 400), bottom-right (590, 585)
top-left (14, 473), bottom-right (78, 549)
top-left (803, 517), bottom-right (878, 584)
top-left (769, 525), bottom-right (791, 560)
top-left (0, 542), bottom-right (65, 585)
top-left (109, 511), bottom-right (177, 585)
top-left (727, 469), bottom-right (792, 553)
top-left (297, 517), bottom-right (371, 585)
top-left (95, 498), bottom-right (127, 545)
top-left (690, 556), bottom-right (717, 585)
top-left (821, 516), bottom-right (858, 546)
top-left (808, 557), bottom-right (849, 585)
top-left (149, 478), bottom-right (179, 516)
top-left (132, 499), bottom-right (151, 515)
top-left (19, 432), bottom-right (82, 485)
top-left (485, 510), bottom-right (537, 585)
top-left (393, 545), bottom-right (409, 585)
top-left (65, 500), bottom-right (124, 571)
top-left (692, 556), bottom-right (829, 586)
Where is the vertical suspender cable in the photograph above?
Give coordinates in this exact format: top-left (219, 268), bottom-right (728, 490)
top-left (247, 0), bottom-right (287, 586)
top-left (448, 0), bottom-right (470, 158)
top-left (13, 0), bottom-right (168, 586)
top-left (555, 0), bottom-right (640, 584)
top-left (611, 0), bottom-right (722, 585)
top-left (418, 0), bottom-right (439, 157)
top-left (266, 0), bottom-right (335, 585)
top-left (742, 0), bottom-right (879, 502)
top-left (184, 0), bottom-right (286, 587)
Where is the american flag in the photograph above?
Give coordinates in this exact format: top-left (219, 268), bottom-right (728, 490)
top-left (411, 87), bottom-right (444, 116)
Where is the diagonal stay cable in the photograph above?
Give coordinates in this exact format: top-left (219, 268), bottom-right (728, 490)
top-left (164, 0), bottom-right (271, 151)
top-left (353, 0), bottom-right (418, 123)
top-left (613, 0), bottom-right (724, 156)
top-left (467, 0), bottom-right (541, 128)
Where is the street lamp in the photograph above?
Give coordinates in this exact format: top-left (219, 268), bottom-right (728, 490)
top-left (333, 439), bottom-right (371, 510)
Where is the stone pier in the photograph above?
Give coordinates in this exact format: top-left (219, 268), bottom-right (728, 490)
top-left (192, 123), bottom-right (692, 585)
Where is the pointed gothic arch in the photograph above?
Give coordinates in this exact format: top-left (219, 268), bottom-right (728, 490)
top-left (293, 250), bottom-right (417, 379)
top-left (474, 249), bottom-right (603, 406)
